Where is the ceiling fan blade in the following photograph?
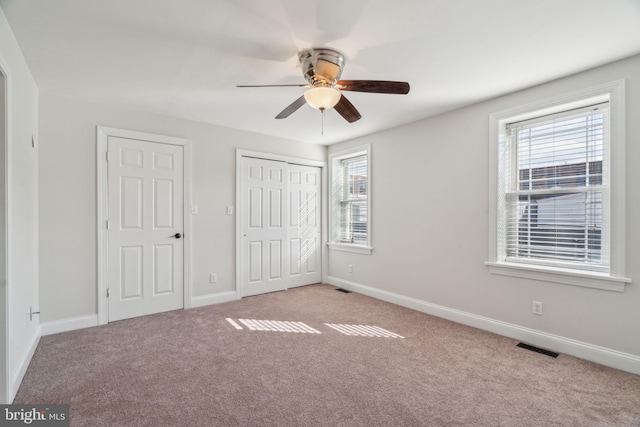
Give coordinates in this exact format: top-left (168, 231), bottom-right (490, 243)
top-left (237, 84), bottom-right (310, 88)
top-left (334, 94), bottom-right (361, 123)
top-left (336, 80), bottom-right (410, 94)
top-left (275, 96), bottom-right (307, 119)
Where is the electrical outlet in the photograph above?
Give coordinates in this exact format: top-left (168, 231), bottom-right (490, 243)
top-left (210, 273), bottom-right (217, 284)
top-left (532, 300), bottom-right (543, 315)
top-left (348, 264), bottom-right (353, 273)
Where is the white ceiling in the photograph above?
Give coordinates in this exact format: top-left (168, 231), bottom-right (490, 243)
top-left (2, 0), bottom-right (640, 145)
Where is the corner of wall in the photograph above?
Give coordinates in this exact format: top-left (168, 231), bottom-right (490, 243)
top-left (0, 5), bottom-right (41, 403)
top-left (190, 291), bottom-right (239, 309)
top-left (10, 326), bottom-right (40, 403)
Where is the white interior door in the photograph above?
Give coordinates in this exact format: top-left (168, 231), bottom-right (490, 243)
top-left (107, 137), bottom-right (184, 321)
top-left (240, 157), bottom-right (288, 297)
top-left (288, 164), bottom-right (321, 287)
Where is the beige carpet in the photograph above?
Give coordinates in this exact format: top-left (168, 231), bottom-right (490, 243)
top-left (14, 284), bottom-right (640, 426)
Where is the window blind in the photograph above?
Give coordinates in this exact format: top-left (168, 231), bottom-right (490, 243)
top-left (339, 155), bottom-right (368, 243)
top-left (504, 102), bottom-right (609, 271)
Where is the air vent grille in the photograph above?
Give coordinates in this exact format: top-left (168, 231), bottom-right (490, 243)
top-left (517, 342), bottom-right (559, 358)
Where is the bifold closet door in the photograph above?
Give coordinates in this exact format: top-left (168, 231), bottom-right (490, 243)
top-left (240, 158), bottom-right (323, 297)
top-left (287, 164), bottom-right (322, 288)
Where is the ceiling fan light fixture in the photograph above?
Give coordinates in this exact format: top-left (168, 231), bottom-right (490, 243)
top-left (304, 86), bottom-right (341, 110)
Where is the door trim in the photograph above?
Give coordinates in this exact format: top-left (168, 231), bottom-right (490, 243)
top-left (0, 54), bottom-right (10, 404)
top-left (97, 126), bottom-right (192, 325)
top-left (235, 149), bottom-right (327, 299)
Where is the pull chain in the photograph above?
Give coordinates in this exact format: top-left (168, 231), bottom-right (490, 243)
top-left (320, 108), bottom-right (325, 136)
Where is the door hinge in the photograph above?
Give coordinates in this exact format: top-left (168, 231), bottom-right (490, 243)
top-left (106, 220), bottom-right (110, 229)
top-left (106, 151), bottom-right (110, 161)
top-left (107, 288), bottom-right (110, 298)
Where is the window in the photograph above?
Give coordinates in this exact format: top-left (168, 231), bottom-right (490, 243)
top-left (487, 81), bottom-right (630, 291)
top-left (329, 145), bottom-right (372, 254)
top-left (507, 103), bottom-right (608, 270)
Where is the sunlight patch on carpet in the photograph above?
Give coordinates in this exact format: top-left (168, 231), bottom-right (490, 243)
top-left (225, 318), bottom-right (402, 338)
top-left (324, 323), bottom-right (404, 338)
top-left (225, 318), bottom-right (243, 330)
top-left (233, 318), bottom-right (322, 334)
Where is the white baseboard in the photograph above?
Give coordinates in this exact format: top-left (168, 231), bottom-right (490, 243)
top-left (40, 314), bottom-right (99, 336)
top-left (39, 292), bottom-right (239, 336)
top-left (327, 276), bottom-right (640, 376)
top-left (190, 291), bottom-right (238, 308)
top-left (11, 329), bottom-right (41, 403)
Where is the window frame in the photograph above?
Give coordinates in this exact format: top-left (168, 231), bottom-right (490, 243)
top-left (486, 80), bottom-right (630, 292)
top-left (328, 144), bottom-right (372, 254)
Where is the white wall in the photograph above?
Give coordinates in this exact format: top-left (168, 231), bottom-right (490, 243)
top-left (38, 91), bottom-right (326, 322)
top-left (328, 54), bottom-right (640, 369)
top-left (0, 7), bottom-right (40, 402)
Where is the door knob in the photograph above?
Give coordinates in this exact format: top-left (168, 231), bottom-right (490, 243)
top-left (172, 233), bottom-right (182, 239)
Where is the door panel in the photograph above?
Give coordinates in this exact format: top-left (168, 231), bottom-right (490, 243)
top-left (249, 241), bottom-right (263, 283)
top-left (121, 246), bottom-right (143, 299)
top-left (120, 177), bottom-right (143, 229)
top-left (269, 189), bottom-right (282, 227)
top-left (154, 244), bottom-right (174, 294)
top-left (108, 137), bottom-right (184, 321)
top-left (290, 239), bottom-right (301, 275)
top-left (269, 240), bottom-right (282, 279)
top-left (154, 179), bottom-right (174, 228)
top-left (249, 188), bottom-right (262, 228)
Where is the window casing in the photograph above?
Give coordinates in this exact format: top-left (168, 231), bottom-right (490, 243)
top-left (487, 81), bottom-right (630, 292)
top-left (329, 145), bottom-right (372, 254)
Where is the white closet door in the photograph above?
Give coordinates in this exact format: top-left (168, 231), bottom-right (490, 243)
top-left (287, 164), bottom-right (322, 288)
top-left (240, 157), bottom-right (289, 297)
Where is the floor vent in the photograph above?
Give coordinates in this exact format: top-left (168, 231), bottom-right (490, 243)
top-left (517, 342), bottom-right (559, 358)
top-left (336, 288), bottom-right (352, 293)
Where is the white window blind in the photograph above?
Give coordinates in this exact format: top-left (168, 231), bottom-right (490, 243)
top-left (504, 102), bottom-right (609, 271)
top-left (337, 155), bottom-right (368, 244)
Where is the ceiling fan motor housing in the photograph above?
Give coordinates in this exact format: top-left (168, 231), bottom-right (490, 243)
top-left (299, 48), bottom-right (345, 86)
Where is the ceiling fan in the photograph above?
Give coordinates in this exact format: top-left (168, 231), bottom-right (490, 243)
top-left (237, 47), bottom-right (410, 123)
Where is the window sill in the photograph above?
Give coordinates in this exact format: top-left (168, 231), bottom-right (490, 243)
top-left (485, 261), bottom-right (631, 292)
top-left (328, 243), bottom-right (373, 255)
